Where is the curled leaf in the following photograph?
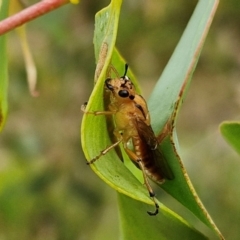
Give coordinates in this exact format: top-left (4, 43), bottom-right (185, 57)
top-left (81, 0), bottom-right (224, 239)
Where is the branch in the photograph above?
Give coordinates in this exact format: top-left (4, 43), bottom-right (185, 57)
top-left (0, 0), bottom-right (70, 36)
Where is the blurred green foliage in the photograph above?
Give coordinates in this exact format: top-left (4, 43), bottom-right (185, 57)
top-left (220, 122), bottom-right (240, 155)
top-left (0, 1), bottom-right (240, 239)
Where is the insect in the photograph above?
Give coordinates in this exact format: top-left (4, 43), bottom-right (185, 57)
top-left (81, 64), bottom-right (174, 215)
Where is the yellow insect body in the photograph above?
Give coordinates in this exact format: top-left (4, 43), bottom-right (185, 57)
top-left (82, 64), bottom-right (174, 215)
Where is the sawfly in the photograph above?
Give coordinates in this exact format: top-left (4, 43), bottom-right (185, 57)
top-left (81, 64), bottom-right (174, 215)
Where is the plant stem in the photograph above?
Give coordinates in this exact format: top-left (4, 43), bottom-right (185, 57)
top-left (0, 0), bottom-right (69, 36)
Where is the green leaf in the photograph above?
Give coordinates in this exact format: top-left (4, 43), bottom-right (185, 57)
top-left (0, 0), bottom-right (9, 132)
top-left (147, 1), bottom-right (224, 239)
top-left (118, 193), bottom-right (208, 240)
top-left (93, 0), bottom-right (123, 83)
top-left (81, 0), bottom-right (224, 239)
top-left (220, 121), bottom-right (240, 155)
top-left (81, 0), bottom-right (159, 209)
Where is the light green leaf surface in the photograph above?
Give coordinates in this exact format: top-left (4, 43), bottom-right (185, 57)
top-left (0, 0), bottom-right (9, 132)
top-left (81, 0), bottom-right (148, 203)
top-left (147, 0), bottom-right (223, 239)
top-left (220, 121), bottom-right (240, 155)
top-left (118, 193), bottom-right (208, 240)
top-left (81, 0), bottom-right (224, 239)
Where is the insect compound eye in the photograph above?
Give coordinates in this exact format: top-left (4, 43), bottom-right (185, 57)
top-left (105, 78), bottom-right (114, 91)
top-left (118, 90), bottom-right (129, 98)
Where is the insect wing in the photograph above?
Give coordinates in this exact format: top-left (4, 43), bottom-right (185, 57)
top-left (152, 145), bottom-right (174, 180)
top-left (135, 119), bottom-right (174, 181)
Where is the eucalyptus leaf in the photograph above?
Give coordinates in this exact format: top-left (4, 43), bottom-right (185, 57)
top-left (0, 0), bottom-right (9, 132)
top-left (147, 0), bottom-right (223, 238)
top-left (118, 193), bottom-right (208, 240)
top-left (220, 121), bottom-right (240, 155)
top-left (81, 0), bottom-right (224, 239)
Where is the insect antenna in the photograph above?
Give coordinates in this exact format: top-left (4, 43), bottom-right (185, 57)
top-left (122, 63), bottom-right (129, 78)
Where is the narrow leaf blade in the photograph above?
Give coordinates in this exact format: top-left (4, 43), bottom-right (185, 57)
top-left (0, 0), bottom-right (9, 132)
top-left (118, 193), bottom-right (208, 240)
top-left (147, 0), bottom-right (224, 238)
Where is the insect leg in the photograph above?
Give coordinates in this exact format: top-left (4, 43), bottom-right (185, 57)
top-left (123, 147), bottom-right (159, 216)
top-left (81, 103), bottom-right (115, 116)
top-left (137, 160), bottom-right (159, 216)
top-left (87, 139), bottom-right (122, 165)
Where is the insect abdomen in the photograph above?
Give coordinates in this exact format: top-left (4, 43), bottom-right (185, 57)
top-left (133, 136), bottom-right (165, 183)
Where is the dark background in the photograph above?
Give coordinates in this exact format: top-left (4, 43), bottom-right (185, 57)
top-left (0, 0), bottom-right (240, 239)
